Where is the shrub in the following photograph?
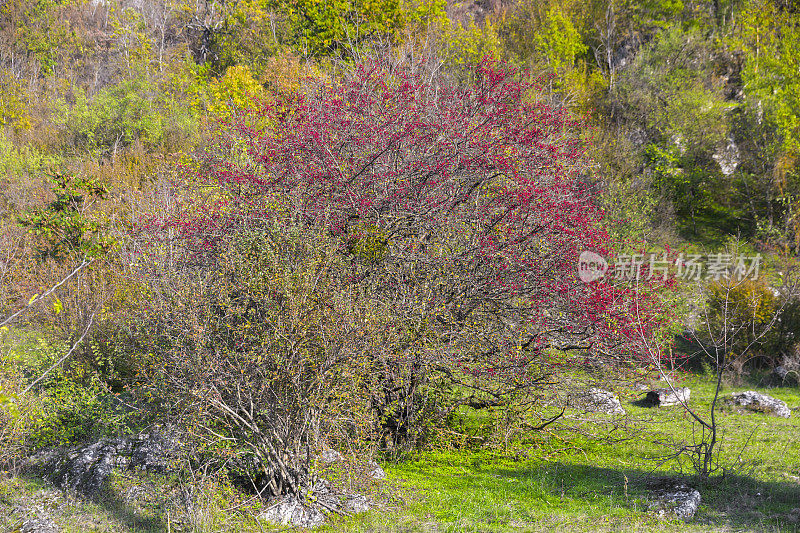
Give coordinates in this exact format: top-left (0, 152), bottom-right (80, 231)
top-left (138, 58), bottom-right (666, 496)
top-left (132, 221), bottom-right (380, 496)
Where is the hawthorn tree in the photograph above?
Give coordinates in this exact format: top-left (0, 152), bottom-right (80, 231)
top-left (140, 58), bottom-right (664, 497)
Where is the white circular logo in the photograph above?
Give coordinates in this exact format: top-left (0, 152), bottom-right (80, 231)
top-left (578, 251), bottom-right (608, 283)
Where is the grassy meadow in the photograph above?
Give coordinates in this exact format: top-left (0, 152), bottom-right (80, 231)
top-left (1, 361), bottom-right (797, 532)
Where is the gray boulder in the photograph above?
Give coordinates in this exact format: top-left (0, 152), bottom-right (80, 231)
top-left (342, 494), bottom-right (372, 514)
top-left (319, 448), bottom-right (344, 465)
top-left (726, 390), bottom-right (791, 418)
top-left (24, 427), bottom-right (181, 498)
top-left (259, 496), bottom-right (326, 528)
top-left (368, 461), bottom-right (387, 480)
top-left (646, 387), bottom-right (690, 407)
top-left (580, 388), bottom-right (626, 414)
top-left (649, 482), bottom-right (701, 520)
top-left (19, 516), bottom-right (59, 533)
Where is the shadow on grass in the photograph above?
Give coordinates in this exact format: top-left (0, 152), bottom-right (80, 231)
top-left (490, 462), bottom-right (800, 531)
top-left (13, 473), bottom-right (166, 533)
top-left (95, 485), bottom-right (167, 533)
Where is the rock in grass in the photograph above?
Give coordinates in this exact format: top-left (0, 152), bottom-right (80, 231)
top-left (319, 448), bottom-right (344, 464)
top-left (645, 387), bottom-right (690, 407)
top-left (369, 461), bottom-right (387, 480)
top-left (580, 388), bottom-right (626, 415)
top-left (648, 481), bottom-right (701, 521)
top-left (24, 427), bottom-right (181, 498)
top-left (259, 495), bottom-right (326, 528)
top-left (726, 390), bottom-right (791, 418)
top-left (18, 515), bottom-right (59, 533)
top-left (343, 494), bottom-right (371, 514)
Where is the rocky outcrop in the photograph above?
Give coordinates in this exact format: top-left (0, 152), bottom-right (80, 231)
top-left (645, 387), bottom-right (690, 407)
top-left (368, 462), bottom-right (387, 480)
top-left (16, 514), bottom-right (59, 533)
top-left (23, 433), bottom-right (381, 529)
top-left (258, 485), bottom-right (373, 528)
top-left (726, 391), bottom-right (791, 418)
top-left (24, 427), bottom-right (181, 498)
top-left (648, 480), bottom-right (701, 521)
top-left (259, 496), bottom-right (326, 528)
top-left (580, 388), bottom-right (626, 414)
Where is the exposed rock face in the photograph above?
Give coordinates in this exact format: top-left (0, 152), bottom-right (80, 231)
top-left (258, 487), bottom-right (373, 528)
top-left (343, 494), bottom-right (371, 514)
top-left (645, 387), bottom-right (691, 407)
top-left (23, 433), bottom-right (378, 530)
top-left (18, 515), bottom-right (59, 533)
top-left (726, 390), bottom-right (791, 418)
top-left (319, 448), bottom-right (344, 465)
top-left (713, 136), bottom-right (740, 176)
top-left (581, 388), bottom-right (626, 414)
top-left (259, 496), bottom-right (326, 528)
top-left (649, 481), bottom-right (701, 520)
top-left (368, 462), bottom-right (387, 480)
top-left (24, 428), bottom-right (181, 498)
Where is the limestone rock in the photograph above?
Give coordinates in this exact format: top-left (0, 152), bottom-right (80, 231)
top-left (342, 494), bottom-right (371, 514)
top-left (581, 388), bottom-right (626, 414)
top-left (368, 462), bottom-right (386, 480)
top-left (726, 390), bottom-right (791, 418)
top-left (319, 448), bottom-right (344, 464)
top-left (24, 427), bottom-right (181, 498)
top-left (259, 496), bottom-right (326, 528)
top-left (649, 481), bottom-right (701, 521)
top-left (645, 387), bottom-right (690, 407)
top-left (19, 516), bottom-right (59, 533)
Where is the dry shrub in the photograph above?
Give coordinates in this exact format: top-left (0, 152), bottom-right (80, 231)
top-left (129, 220), bottom-right (383, 496)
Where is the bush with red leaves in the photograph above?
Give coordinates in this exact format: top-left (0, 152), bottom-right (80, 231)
top-left (137, 58), bottom-right (670, 495)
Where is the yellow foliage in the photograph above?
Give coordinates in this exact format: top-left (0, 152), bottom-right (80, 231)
top-left (441, 19), bottom-right (502, 72)
top-left (0, 70), bottom-right (32, 131)
top-left (206, 65), bottom-right (268, 120)
top-left (707, 278), bottom-right (777, 327)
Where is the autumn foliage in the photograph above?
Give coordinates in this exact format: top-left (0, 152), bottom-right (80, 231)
top-left (136, 58), bottom-right (664, 495)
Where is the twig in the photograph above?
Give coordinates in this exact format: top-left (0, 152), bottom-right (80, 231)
top-left (0, 258), bottom-right (94, 329)
top-left (22, 311), bottom-right (96, 394)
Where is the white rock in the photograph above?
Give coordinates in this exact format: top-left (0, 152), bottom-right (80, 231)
top-left (368, 462), bottom-right (386, 480)
top-left (581, 388), bottom-right (626, 415)
top-left (727, 390), bottom-right (791, 418)
top-left (319, 448), bottom-right (343, 464)
top-left (259, 496), bottom-right (325, 528)
top-left (646, 387), bottom-right (690, 407)
top-left (343, 494), bottom-right (371, 514)
top-left (651, 484), bottom-right (701, 521)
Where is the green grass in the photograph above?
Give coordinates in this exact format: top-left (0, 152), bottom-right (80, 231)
top-left (329, 375), bottom-right (800, 533)
top-left (1, 371), bottom-right (798, 532)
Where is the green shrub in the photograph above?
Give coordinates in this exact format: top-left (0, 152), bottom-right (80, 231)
top-left (704, 277), bottom-right (800, 371)
top-left (1, 329), bottom-right (130, 449)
